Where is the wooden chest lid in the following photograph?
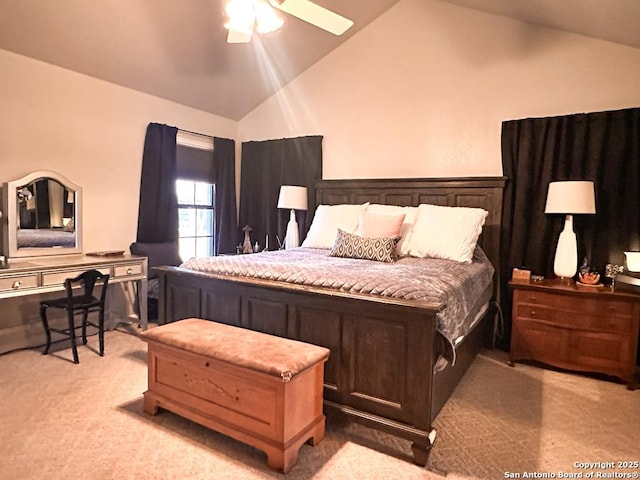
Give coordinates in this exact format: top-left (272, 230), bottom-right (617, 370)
top-left (141, 318), bottom-right (329, 380)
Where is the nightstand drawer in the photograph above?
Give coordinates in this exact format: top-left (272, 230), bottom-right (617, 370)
top-left (516, 305), bottom-right (634, 333)
top-left (570, 330), bottom-right (632, 371)
top-left (512, 318), bottom-right (569, 361)
top-left (517, 290), bottom-right (633, 317)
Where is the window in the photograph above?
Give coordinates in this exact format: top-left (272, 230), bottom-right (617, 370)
top-left (175, 130), bottom-right (216, 261)
top-left (176, 179), bottom-right (215, 261)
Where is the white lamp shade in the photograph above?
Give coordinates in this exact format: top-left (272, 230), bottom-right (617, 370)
top-left (625, 252), bottom-right (640, 272)
top-left (277, 185), bottom-right (308, 211)
top-left (545, 181), bottom-right (596, 214)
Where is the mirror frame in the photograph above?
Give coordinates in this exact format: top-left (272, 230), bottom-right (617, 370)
top-left (2, 170), bottom-right (83, 258)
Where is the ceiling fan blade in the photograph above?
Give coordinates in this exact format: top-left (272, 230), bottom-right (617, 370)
top-left (270, 0), bottom-right (354, 35)
top-left (227, 28), bottom-right (252, 43)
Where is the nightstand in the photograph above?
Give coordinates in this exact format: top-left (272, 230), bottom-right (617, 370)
top-left (509, 279), bottom-right (640, 389)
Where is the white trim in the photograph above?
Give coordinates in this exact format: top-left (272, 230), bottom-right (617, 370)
top-left (177, 131), bottom-right (214, 151)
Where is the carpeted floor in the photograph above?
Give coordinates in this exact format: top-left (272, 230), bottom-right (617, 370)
top-left (1, 327), bottom-right (638, 480)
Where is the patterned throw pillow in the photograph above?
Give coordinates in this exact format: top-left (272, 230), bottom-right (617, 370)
top-left (330, 228), bottom-right (401, 263)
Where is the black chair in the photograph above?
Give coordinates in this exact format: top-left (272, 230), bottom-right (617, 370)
top-left (129, 241), bottom-right (182, 321)
top-left (39, 269), bottom-right (110, 364)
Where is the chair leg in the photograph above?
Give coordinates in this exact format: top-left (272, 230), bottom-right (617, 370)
top-left (82, 310), bottom-right (89, 345)
top-left (39, 304), bottom-right (52, 355)
top-left (67, 310), bottom-right (79, 364)
top-left (132, 282), bottom-right (140, 321)
top-left (98, 308), bottom-right (105, 356)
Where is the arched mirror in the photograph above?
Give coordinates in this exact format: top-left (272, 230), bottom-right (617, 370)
top-left (2, 171), bottom-right (82, 258)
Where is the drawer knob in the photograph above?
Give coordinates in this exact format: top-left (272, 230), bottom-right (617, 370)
top-left (12, 280), bottom-right (22, 289)
top-left (127, 268), bottom-right (133, 275)
top-left (530, 310), bottom-right (536, 317)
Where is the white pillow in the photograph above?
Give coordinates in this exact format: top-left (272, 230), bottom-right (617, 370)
top-left (366, 204), bottom-right (419, 256)
top-left (355, 211), bottom-right (405, 238)
top-left (408, 204), bottom-right (488, 263)
top-left (301, 203), bottom-right (369, 249)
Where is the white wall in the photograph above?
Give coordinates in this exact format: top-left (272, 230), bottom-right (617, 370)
top-left (0, 48), bottom-right (237, 253)
top-left (238, 0), bottom-right (640, 179)
top-left (3, 0), bottom-right (640, 245)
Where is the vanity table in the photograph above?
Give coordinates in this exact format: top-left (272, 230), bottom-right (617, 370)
top-left (0, 253), bottom-right (148, 329)
top-left (0, 254), bottom-right (148, 351)
top-left (0, 170), bottom-right (148, 353)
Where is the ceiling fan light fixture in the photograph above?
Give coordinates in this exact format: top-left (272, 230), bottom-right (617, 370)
top-left (224, 0), bottom-right (256, 35)
top-left (224, 0), bottom-right (353, 43)
top-left (255, 0), bottom-right (284, 34)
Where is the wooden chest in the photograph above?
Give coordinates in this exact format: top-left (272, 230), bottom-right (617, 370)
top-left (141, 318), bottom-right (330, 473)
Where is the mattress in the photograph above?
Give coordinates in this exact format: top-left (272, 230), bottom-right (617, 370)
top-left (182, 247), bottom-right (494, 363)
top-left (16, 229), bottom-right (76, 248)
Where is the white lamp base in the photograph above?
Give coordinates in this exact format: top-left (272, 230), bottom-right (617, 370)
top-left (284, 209), bottom-right (299, 249)
top-left (553, 214), bottom-right (578, 279)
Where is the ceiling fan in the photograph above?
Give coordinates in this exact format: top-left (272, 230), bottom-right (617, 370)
top-left (224, 0), bottom-right (354, 43)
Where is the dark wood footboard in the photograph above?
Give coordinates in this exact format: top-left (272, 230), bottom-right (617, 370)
top-left (156, 265), bottom-right (445, 461)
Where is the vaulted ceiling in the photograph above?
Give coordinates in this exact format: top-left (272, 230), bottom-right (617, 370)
top-left (1, 0), bottom-right (638, 121)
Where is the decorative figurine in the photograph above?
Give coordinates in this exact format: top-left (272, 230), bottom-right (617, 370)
top-left (579, 257), bottom-right (590, 276)
top-left (242, 225), bottom-right (253, 254)
top-left (604, 263), bottom-right (625, 289)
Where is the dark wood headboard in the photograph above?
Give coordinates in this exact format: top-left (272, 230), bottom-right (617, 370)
top-left (314, 177), bottom-right (507, 295)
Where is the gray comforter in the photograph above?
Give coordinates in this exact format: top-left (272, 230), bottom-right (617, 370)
top-left (181, 247), bottom-right (494, 362)
top-left (17, 229), bottom-right (76, 248)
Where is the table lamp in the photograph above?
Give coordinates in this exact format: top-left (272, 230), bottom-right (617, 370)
top-left (624, 252), bottom-right (640, 272)
top-left (277, 185), bottom-right (308, 249)
top-left (544, 181), bottom-right (596, 279)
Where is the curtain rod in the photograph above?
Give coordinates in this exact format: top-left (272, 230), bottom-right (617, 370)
top-left (178, 128), bottom-right (214, 139)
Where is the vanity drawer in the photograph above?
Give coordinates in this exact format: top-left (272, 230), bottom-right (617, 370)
top-left (114, 263), bottom-right (145, 278)
top-left (42, 268), bottom-right (110, 287)
top-left (0, 274), bottom-right (38, 292)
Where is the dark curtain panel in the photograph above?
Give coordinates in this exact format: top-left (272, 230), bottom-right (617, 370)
top-left (500, 107), bottom-right (640, 349)
top-left (213, 137), bottom-right (238, 255)
top-left (34, 180), bottom-right (50, 228)
top-left (239, 136), bottom-right (323, 251)
top-left (136, 123), bottom-right (178, 243)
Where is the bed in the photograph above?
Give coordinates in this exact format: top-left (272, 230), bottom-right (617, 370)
top-left (155, 177), bottom-right (506, 465)
top-left (17, 228), bottom-right (76, 248)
